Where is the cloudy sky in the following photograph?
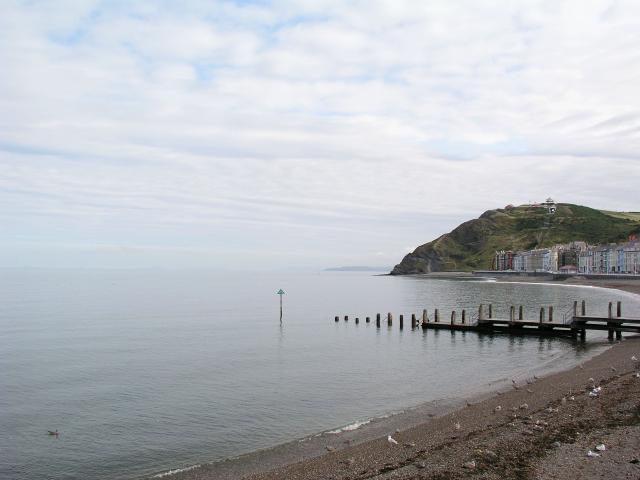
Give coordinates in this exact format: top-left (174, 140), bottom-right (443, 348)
top-left (1, 0), bottom-right (639, 269)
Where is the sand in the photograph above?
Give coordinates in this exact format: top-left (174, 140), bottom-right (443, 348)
top-left (240, 338), bottom-right (640, 480)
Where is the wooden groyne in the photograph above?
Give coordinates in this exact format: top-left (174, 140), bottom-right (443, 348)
top-left (334, 301), bottom-right (640, 340)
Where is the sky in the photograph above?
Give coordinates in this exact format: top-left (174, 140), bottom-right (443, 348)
top-left (1, 0), bottom-right (640, 270)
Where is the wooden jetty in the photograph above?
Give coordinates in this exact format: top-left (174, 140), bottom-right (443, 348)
top-left (335, 300), bottom-right (640, 340)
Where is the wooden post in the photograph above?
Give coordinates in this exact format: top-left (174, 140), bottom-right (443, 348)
top-left (461, 309), bottom-right (466, 324)
top-left (387, 312), bottom-right (392, 326)
top-left (573, 301), bottom-right (578, 318)
top-left (435, 309), bottom-right (440, 323)
top-left (355, 317), bottom-right (359, 324)
top-left (608, 302), bottom-right (614, 340)
top-left (376, 314), bottom-right (380, 328)
top-left (616, 301), bottom-right (622, 340)
top-left (399, 314), bottom-right (404, 329)
top-left (548, 306), bottom-right (553, 323)
top-left (581, 300), bottom-right (586, 316)
top-left (488, 304), bottom-right (493, 319)
top-left (478, 304), bottom-right (484, 321)
top-left (539, 307), bottom-right (545, 323)
top-left (422, 309), bottom-right (427, 324)
top-left (366, 316), bottom-right (370, 323)
top-left (411, 313), bottom-right (416, 328)
top-left (451, 310), bottom-right (456, 325)
top-left (509, 306), bottom-right (515, 323)
top-left (335, 316), bottom-right (339, 322)
top-left (518, 305), bottom-right (523, 320)
top-left (344, 315), bottom-right (348, 321)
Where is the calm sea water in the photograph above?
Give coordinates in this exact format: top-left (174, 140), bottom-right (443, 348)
top-left (2, 269), bottom-right (639, 480)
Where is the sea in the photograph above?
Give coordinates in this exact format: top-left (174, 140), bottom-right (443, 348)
top-left (2, 269), bottom-right (640, 480)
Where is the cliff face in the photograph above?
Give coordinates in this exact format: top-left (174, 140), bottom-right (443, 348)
top-left (391, 204), bottom-right (640, 275)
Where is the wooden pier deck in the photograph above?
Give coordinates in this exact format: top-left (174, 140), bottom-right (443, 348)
top-left (335, 301), bottom-right (640, 340)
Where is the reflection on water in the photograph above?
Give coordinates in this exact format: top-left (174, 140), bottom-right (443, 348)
top-left (1, 270), bottom-right (639, 480)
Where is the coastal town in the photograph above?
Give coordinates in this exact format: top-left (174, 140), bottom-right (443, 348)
top-left (490, 198), bottom-right (640, 275)
top-left (492, 238), bottom-right (640, 274)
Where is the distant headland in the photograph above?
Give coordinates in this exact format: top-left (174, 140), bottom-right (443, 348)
top-left (324, 266), bottom-right (392, 272)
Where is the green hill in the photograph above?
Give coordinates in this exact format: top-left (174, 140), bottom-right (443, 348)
top-left (390, 204), bottom-right (640, 274)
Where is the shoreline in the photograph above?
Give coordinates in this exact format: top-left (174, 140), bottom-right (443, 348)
top-left (160, 280), bottom-right (640, 480)
top-left (242, 335), bottom-right (640, 480)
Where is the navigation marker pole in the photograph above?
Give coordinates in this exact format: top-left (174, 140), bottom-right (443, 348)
top-left (276, 289), bottom-right (285, 322)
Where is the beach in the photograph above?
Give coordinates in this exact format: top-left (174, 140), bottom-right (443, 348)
top-left (229, 278), bottom-right (640, 480)
top-left (234, 337), bottom-right (640, 480)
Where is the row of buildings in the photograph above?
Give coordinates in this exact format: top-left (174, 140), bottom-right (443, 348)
top-left (492, 238), bottom-right (640, 274)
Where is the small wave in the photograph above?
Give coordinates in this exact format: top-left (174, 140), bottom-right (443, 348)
top-left (326, 419), bottom-right (371, 434)
top-left (153, 464), bottom-right (200, 478)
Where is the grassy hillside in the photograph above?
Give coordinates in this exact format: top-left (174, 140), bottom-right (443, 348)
top-left (391, 204), bottom-right (640, 274)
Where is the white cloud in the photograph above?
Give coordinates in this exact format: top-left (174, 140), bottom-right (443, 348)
top-left (1, 0), bottom-right (639, 268)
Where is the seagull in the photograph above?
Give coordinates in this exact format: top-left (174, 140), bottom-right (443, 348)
top-left (387, 435), bottom-right (398, 445)
top-left (631, 355), bottom-right (638, 361)
top-left (610, 366), bottom-right (617, 372)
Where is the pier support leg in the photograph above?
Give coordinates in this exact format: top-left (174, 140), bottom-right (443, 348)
top-left (355, 317), bottom-right (359, 324)
top-left (376, 314), bottom-right (380, 328)
top-left (461, 309), bottom-right (466, 324)
top-left (435, 309), bottom-right (440, 323)
top-left (478, 304), bottom-right (484, 322)
top-left (422, 309), bottom-right (428, 328)
top-left (581, 300), bottom-right (586, 316)
top-left (411, 313), bottom-right (416, 329)
top-left (509, 306), bottom-right (515, 326)
top-left (518, 305), bottom-right (523, 320)
top-left (616, 301), bottom-right (622, 340)
top-left (387, 312), bottom-right (392, 327)
top-left (580, 329), bottom-right (586, 341)
top-left (608, 302), bottom-right (614, 340)
top-left (548, 306), bottom-right (553, 323)
top-left (450, 310), bottom-right (456, 326)
top-left (399, 315), bottom-right (403, 329)
top-left (344, 315), bottom-right (348, 321)
top-left (539, 307), bottom-right (545, 326)
top-left (488, 304), bottom-right (493, 319)
top-left (366, 317), bottom-right (370, 323)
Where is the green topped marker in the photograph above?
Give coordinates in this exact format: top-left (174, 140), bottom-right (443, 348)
top-left (276, 289), bottom-right (285, 322)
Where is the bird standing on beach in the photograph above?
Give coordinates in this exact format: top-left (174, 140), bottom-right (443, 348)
top-left (387, 435), bottom-right (398, 445)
